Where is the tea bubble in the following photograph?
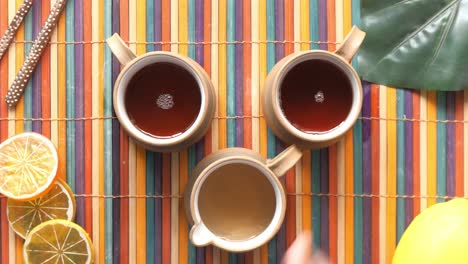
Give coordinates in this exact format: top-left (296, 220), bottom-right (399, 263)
top-left (314, 91), bottom-right (325, 103)
top-left (156, 93), bottom-right (175, 110)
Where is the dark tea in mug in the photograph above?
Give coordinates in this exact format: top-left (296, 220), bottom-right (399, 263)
top-left (125, 62), bottom-right (202, 138)
top-left (279, 59), bottom-right (353, 133)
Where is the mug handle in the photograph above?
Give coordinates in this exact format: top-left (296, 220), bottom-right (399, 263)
top-left (267, 145), bottom-right (303, 177)
top-left (106, 33), bottom-right (137, 66)
top-left (190, 223), bottom-right (214, 247)
top-left (334, 26), bottom-right (366, 62)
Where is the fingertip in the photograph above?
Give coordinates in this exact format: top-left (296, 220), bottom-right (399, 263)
top-left (282, 232), bottom-right (313, 264)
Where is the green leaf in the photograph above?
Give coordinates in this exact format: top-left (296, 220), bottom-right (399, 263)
top-left (357, 0), bottom-right (468, 91)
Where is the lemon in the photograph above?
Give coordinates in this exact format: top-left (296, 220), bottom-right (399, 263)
top-left (0, 132), bottom-right (58, 200)
top-left (23, 219), bottom-right (94, 264)
top-left (393, 198), bottom-right (468, 264)
top-left (7, 179), bottom-right (76, 239)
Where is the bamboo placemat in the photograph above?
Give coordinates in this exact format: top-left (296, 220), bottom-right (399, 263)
top-left (0, 1), bottom-right (466, 264)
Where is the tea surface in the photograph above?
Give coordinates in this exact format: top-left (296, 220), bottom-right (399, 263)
top-left (280, 59), bottom-right (353, 133)
top-left (198, 163), bottom-right (276, 241)
top-left (125, 62), bottom-right (201, 138)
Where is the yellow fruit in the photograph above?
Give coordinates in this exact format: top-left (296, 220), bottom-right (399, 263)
top-left (7, 179), bottom-right (76, 239)
top-left (23, 219), bottom-right (94, 264)
top-left (393, 199), bottom-right (468, 264)
top-left (0, 132), bottom-right (58, 200)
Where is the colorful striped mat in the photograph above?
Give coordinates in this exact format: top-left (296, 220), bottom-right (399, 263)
top-left (0, 0), bottom-right (466, 263)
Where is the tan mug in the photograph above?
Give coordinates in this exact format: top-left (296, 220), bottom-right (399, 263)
top-left (184, 145), bottom-right (303, 252)
top-left (262, 26), bottom-right (366, 149)
top-left (107, 34), bottom-right (215, 152)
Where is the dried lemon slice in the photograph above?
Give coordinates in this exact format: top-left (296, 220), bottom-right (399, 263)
top-left (23, 219), bottom-right (94, 264)
top-left (0, 132), bottom-right (58, 200)
top-left (7, 179), bottom-right (76, 239)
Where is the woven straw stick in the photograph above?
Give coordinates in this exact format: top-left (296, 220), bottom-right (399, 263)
top-left (5, 0), bottom-right (67, 107)
top-left (0, 0), bottom-right (34, 61)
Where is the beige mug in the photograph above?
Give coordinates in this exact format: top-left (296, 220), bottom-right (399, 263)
top-left (262, 26), bottom-right (366, 149)
top-left (184, 145), bottom-right (303, 252)
top-left (107, 34), bottom-right (216, 152)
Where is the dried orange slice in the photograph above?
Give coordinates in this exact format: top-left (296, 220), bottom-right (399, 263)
top-left (23, 219), bottom-right (94, 264)
top-left (7, 179), bottom-right (76, 239)
top-left (0, 132), bottom-right (58, 200)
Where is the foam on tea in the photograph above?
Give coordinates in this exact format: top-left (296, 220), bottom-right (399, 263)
top-left (125, 62), bottom-right (201, 138)
top-left (198, 162), bottom-right (276, 241)
top-left (279, 59), bottom-right (353, 133)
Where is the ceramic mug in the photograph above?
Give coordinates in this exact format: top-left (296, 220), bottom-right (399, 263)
top-left (262, 26), bottom-right (366, 149)
top-left (107, 34), bottom-right (216, 152)
top-left (184, 145), bottom-right (303, 252)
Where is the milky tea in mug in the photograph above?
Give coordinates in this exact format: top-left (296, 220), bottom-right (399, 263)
top-left (125, 62), bottom-right (202, 138)
top-left (197, 162), bottom-right (277, 241)
top-left (186, 145), bottom-right (303, 252)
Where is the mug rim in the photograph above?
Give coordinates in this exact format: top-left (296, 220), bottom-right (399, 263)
top-left (113, 51), bottom-right (209, 149)
top-left (270, 50), bottom-right (363, 143)
top-left (190, 157), bottom-right (286, 252)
